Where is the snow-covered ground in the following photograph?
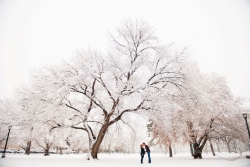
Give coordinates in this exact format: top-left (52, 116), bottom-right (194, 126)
top-left (0, 152), bottom-right (249, 167)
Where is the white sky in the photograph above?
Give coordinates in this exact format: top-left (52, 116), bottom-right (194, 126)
top-left (0, 0), bottom-right (250, 106)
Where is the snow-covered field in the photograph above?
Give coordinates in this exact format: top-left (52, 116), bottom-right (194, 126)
top-left (0, 152), bottom-right (249, 167)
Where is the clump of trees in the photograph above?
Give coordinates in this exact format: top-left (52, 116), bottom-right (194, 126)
top-left (0, 20), bottom-right (249, 159)
top-left (146, 61), bottom-right (250, 158)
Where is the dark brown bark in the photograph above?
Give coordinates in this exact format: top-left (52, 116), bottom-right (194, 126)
top-left (169, 141), bottom-right (173, 157)
top-left (90, 99), bottom-right (132, 159)
top-left (25, 140), bottom-right (32, 155)
top-left (43, 143), bottom-right (52, 156)
top-left (91, 125), bottom-right (109, 159)
top-left (193, 135), bottom-right (208, 159)
top-left (35, 140), bottom-right (52, 156)
top-left (88, 92), bottom-right (144, 159)
top-left (44, 148), bottom-right (50, 156)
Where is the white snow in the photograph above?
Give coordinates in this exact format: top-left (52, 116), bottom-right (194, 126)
top-left (0, 152), bottom-right (249, 167)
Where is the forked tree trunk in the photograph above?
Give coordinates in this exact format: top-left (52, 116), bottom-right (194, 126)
top-left (36, 140), bottom-right (52, 156)
top-left (44, 143), bottom-right (52, 156)
top-left (25, 140), bottom-right (32, 155)
top-left (44, 148), bottom-right (50, 156)
top-left (91, 125), bottom-right (109, 159)
top-left (193, 136), bottom-right (208, 159)
top-left (90, 109), bottom-right (123, 159)
top-left (25, 127), bottom-right (33, 155)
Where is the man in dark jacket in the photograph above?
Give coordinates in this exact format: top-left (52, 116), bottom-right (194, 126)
top-left (143, 142), bottom-right (151, 163)
top-left (140, 144), bottom-right (145, 164)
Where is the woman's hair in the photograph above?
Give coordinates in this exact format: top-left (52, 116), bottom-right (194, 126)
top-left (140, 144), bottom-right (143, 148)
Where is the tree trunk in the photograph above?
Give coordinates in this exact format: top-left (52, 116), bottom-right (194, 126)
top-left (194, 135), bottom-right (208, 159)
top-left (44, 143), bottom-right (51, 156)
top-left (190, 143), bottom-right (194, 157)
top-left (25, 140), bottom-right (32, 155)
top-left (226, 141), bottom-right (231, 153)
top-left (233, 139), bottom-right (237, 152)
top-left (215, 140), bottom-right (221, 153)
top-left (169, 141), bottom-right (173, 157)
top-left (108, 145), bottom-right (111, 154)
top-left (86, 132), bottom-right (93, 160)
top-left (60, 147), bottom-right (63, 155)
top-left (89, 105), bottom-right (123, 159)
top-left (209, 139), bottom-right (215, 156)
top-left (91, 125), bottom-right (109, 159)
top-left (44, 149), bottom-right (49, 156)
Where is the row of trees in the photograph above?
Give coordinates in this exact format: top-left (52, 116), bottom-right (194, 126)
top-left (145, 60), bottom-right (250, 158)
top-left (1, 20), bottom-right (249, 160)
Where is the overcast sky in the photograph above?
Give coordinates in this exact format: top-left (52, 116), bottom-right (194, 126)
top-left (0, 0), bottom-right (250, 106)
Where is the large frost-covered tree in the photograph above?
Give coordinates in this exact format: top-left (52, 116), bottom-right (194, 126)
top-left (27, 20), bottom-right (188, 159)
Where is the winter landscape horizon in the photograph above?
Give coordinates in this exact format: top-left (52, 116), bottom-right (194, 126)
top-left (1, 152), bottom-right (250, 167)
top-left (1, 0), bottom-right (250, 166)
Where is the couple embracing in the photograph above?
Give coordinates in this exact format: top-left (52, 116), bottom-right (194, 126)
top-left (140, 142), bottom-right (151, 164)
